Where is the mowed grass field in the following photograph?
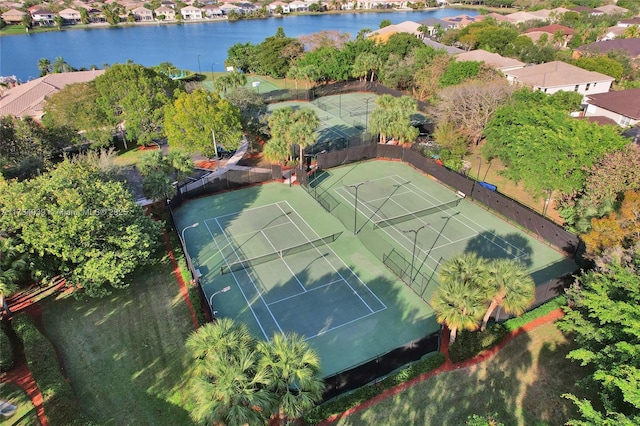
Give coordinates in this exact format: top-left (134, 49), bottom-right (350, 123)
top-left (39, 249), bottom-right (197, 424)
top-left (333, 322), bottom-right (583, 426)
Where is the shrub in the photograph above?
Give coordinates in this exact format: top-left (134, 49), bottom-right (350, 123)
top-left (503, 295), bottom-right (566, 332)
top-left (303, 353), bottom-right (445, 424)
top-left (12, 313), bottom-right (90, 425)
top-left (448, 324), bottom-right (508, 364)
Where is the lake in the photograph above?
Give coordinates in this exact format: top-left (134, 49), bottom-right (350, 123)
top-left (1, 9), bottom-right (477, 82)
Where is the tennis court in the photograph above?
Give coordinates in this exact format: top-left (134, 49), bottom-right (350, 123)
top-left (173, 181), bottom-right (437, 377)
top-left (204, 201), bottom-right (386, 340)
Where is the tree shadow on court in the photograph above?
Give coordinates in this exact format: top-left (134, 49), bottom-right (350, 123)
top-left (465, 231), bottom-right (533, 267)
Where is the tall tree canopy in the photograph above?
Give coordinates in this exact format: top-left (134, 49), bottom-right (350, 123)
top-left (94, 63), bottom-right (178, 146)
top-left (368, 95), bottom-right (419, 144)
top-left (0, 160), bottom-right (161, 296)
top-left (164, 89), bottom-right (243, 157)
top-left (483, 90), bottom-right (627, 197)
top-left (558, 254), bottom-right (640, 425)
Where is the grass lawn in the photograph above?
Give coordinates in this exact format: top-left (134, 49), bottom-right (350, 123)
top-left (40, 250), bottom-right (196, 424)
top-left (0, 383), bottom-right (38, 425)
top-left (334, 322), bottom-right (583, 426)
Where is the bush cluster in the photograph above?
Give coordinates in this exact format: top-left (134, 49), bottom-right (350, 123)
top-left (449, 296), bottom-right (567, 363)
top-left (302, 353), bottom-right (445, 424)
top-left (12, 313), bottom-right (91, 425)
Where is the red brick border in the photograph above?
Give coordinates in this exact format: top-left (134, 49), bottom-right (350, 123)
top-left (320, 308), bottom-right (565, 425)
top-left (163, 231), bottom-right (200, 330)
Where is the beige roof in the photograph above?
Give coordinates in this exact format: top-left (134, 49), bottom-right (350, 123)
top-left (368, 21), bottom-right (421, 37)
top-left (595, 4), bottom-right (627, 15)
top-left (0, 70), bottom-right (105, 121)
top-left (455, 49), bottom-right (525, 71)
top-left (504, 11), bottom-right (542, 23)
top-left (504, 61), bottom-right (614, 88)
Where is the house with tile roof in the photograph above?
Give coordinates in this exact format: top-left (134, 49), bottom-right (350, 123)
top-left (156, 6), bottom-right (176, 20)
top-left (574, 38), bottom-right (640, 59)
top-left (503, 11), bottom-right (542, 24)
top-left (367, 21), bottom-right (422, 43)
top-left (132, 6), bottom-right (153, 21)
top-left (180, 5), bottom-right (202, 19)
top-left (59, 8), bottom-right (81, 24)
top-left (30, 8), bottom-right (56, 26)
top-left (599, 25), bottom-right (627, 41)
top-left (416, 17), bottom-right (456, 36)
top-left (618, 17), bottom-right (640, 27)
top-left (0, 70), bottom-right (106, 122)
top-left (524, 24), bottom-right (574, 47)
top-left (441, 14), bottom-right (477, 29)
top-left (268, 1), bottom-right (290, 14)
top-left (201, 4), bottom-right (223, 17)
top-left (455, 49), bottom-right (525, 73)
top-left (1, 8), bottom-right (26, 24)
top-left (594, 4), bottom-right (628, 15)
top-left (503, 61), bottom-right (614, 98)
top-left (584, 88), bottom-right (640, 127)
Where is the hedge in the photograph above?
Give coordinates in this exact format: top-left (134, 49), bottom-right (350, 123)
top-left (303, 353), bottom-right (445, 424)
top-left (12, 313), bottom-right (90, 425)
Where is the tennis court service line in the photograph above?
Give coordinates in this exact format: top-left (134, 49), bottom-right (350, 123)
top-left (276, 202), bottom-right (386, 313)
top-left (266, 278), bottom-right (344, 306)
top-left (388, 175), bottom-right (528, 258)
top-left (261, 229), bottom-right (307, 293)
top-left (204, 218), bottom-right (283, 340)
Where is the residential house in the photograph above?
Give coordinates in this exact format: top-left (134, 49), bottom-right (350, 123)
top-left (268, 1), bottom-right (290, 14)
top-left (455, 49), bottom-right (525, 73)
top-left (0, 70), bottom-right (106, 122)
top-left (201, 4), bottom-right (223, 18)
top-left (573, 39), bottom-right (640, 60)
top-left (30, 9), bottom-right (56, 26)
top-left (288, 1), bottom-right (309, 12)
top-left (58, 8), bottom-right (81, 24)
top-left (367, 21), bottom-right (422, 43)
top-left (479, 13), bottom-right (513, 23)
top-left (617, 17), bottom-right (640, 28)
top-left (132, 6), bottom-right (153, 21)
top-left (423, 38), bottom-right (463, 55)
top-left (218, 3), bottom-right (241, 15)
top-left (502, 11), bottom-right (542, 24)
top-left (594, 4), bottom-right (628, 15)
top-left (180, 5), bottom-right (203, 19)
top-left (524, 24), bottom-right (574, 47)
top-left (416, 17), bottom-right (455, 37)
top-left (160, 1), bottom-right (176, 8)
top-left (599, 25), bottom-right (626, 41)
top-left (441, 14), bottom-right (477, 29)
top-left (1, 8), bottom-right (26, 24)
top-left (571, 6), bottom-right (602, 16)
top-left (584, 88), bottom-right (640, 127)
top-left (237, 2), bottom-right (258, 14)
top-left (503, 61), bottom-right (614, 97)
top-left (155, 6), bottom-right (176, 20)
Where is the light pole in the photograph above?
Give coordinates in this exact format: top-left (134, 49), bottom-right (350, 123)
top-left (197, 54), bottom-right (201, 75)
top-left (347, 181), bottom-right (367, 235)
top-left (209, 286), bottom-right (231, 316)
top-left (181, 222), bottom-right (199, 278)
top-left (403, 225), bottom-right (428, 283)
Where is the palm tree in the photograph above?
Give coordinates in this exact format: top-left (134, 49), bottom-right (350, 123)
top-left (186, 319), bottom-right (275, 425)
top-left (431, 253), bottom-right (488, 345)
top-left (0, 237), bottom-right (27, 318)
top-left (38, 58), bottom-right (51, 76)
top-left (268, 108), bottom-right (296, 163)
top-left (291, 108), bottom-right (319, 168)
top-left (257, 333), bottom-right (323, 423)
top-left (263, 137), bottom-right (290, 165)
top-left (479, 258), bottom-right (535, 331)
top-left (166, 150), bottom-right (194, 183)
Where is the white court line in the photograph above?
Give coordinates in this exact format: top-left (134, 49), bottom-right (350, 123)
top-left (214, 217), bottom-right (285, 337)
top-left (204, 220), bottom-right (271, 340)
top-left (388, 175), bottom-right (526, 258)
top-left (267, 279), bottom-right (343, 306)
top-left (261, 229), bottom-right (307, 292)
top-left (277, 201), bottom-right (387, 312)
top-left (305, 311), bottom-right (380, 341)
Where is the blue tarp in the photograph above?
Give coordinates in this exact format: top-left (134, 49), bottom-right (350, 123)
top-left (478, 181), bottom-right (497, 191)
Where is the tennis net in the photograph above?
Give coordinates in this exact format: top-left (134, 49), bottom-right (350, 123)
top-left (373, 199), bottom-right (460, 229)
top-left (220, 231), bottom-right (342, 274)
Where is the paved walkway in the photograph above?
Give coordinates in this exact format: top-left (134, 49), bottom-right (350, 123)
top-left (320, 308), bottom-right (565, 425)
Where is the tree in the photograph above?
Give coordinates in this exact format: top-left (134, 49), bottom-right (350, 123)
top-left (138, 149), bottom-right (193, 202)
top-left (186, 319), bottom-right (274, 425)
top-left (257, 333), bottom-right (323, 423)
top-left (164, 89), bottom-right (242, 158)
top-left (255, 28), bottom-right (303, 78)
top-left (94, 63), bottom-right (178, 146)
top-left (52, 56), bottom-right (74, 73)
top-left (480, 258), bottom-right (535, 331)
top-left (0, 236), bottom-right (27, 317)
top-left (186, 319), bottom-right (323, 425)
top-left (297, 30), bottom-right (351, 51)
top-left (483, 92), bottom-right (627, 197)
top-left (582, 190), bottom-right (640, 257)
top-left (368, 95), bottom-right (419, 144)
top-left (431, 253), bottom-right (488, 345)
top-left (379, 19), bottom-right (392, 28)
top-left (54, 14), bottom-right (63, 30)
top-left (352, 52), bottom-right (382, 82)
top-left (21, 13), bottom-right (32, 30)
top-left (42, 81), bottom-right (112, 147)
top-left (79, 7), bottom-right (89, 25)
top-left (267, 107), bottom-right (319, 167)
top-left (226, 42), bottom-right (258, 73)
top-left (37, 58), bottom-right (51, 76)
top-left (558, 257), bottom-right (640, 425)
top-left (0, 160), bottom-right (161, 297)
top-left (225, 87), bottom-right (269, 137)
top-left (439, 60), bottom-right (482, 87)
top-left (433, 78), bottom-right (513, 146)
top-left (574, 56), bottom-right (624, 80)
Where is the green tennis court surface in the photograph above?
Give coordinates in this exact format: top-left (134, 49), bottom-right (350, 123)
top-left (173, 160), bottom-right (577, 377)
